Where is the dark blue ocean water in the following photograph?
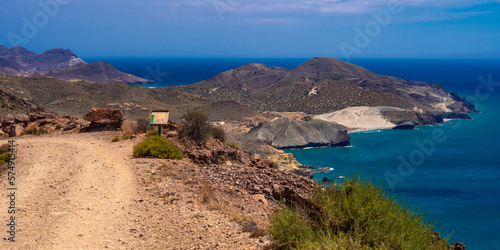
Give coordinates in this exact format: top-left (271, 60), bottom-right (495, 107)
top-left (286, 100), bottom-right (500, 249)
top-left (86, 57), bottom-right (500, 249)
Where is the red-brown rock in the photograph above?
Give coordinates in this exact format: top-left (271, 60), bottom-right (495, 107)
top-left (1, 114), bottom-right (15, 127)
top-left (83, 107), bottom-right (125, 131)
top-left (8, 123), bottom-right (25, 137)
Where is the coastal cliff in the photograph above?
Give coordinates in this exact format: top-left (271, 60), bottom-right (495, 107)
top-left (241, 117), bottom-right (350, 149)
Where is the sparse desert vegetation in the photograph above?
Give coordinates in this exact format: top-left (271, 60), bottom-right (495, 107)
top-left (111, 130), bottom-right (134, 142)
top-left (22, 125), bottom-right (47, 136)
top-left (269, 176), bottom-right (449, 249)
top-left (133, 135), bottom-right (183, 160)
top-left (225, 141), bottom-right (240, 150)
top-left (0, 143), bottom-right (10, 174)
top-left (179, 110), bottom-right (211, 144)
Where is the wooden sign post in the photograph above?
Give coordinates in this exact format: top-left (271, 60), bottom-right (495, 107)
top-left (150, 110), bottom-right (170, 137)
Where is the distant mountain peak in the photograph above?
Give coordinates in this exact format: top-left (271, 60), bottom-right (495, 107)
top-left (9, 46), bottom-right (36, 55)
top-left (290, 57), bottom-right (373, 80)
top-left (0, 45), bottom-right (151, 84)
top-left (42, 60), bottom-right (152, 84)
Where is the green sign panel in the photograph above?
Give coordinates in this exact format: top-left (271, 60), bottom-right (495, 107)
top-left (150, 110), bottom-right (169, 125)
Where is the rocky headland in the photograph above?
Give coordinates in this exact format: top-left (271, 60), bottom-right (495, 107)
top-left (241, 117), bottom-right (350, 149)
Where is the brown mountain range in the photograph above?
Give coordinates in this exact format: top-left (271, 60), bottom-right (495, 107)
top-left (39, 61), bottom-right (152, 84)
top-left (0, 46), bottom-right (151, 84)
top-left (177, 57), bottom-right (476, 118)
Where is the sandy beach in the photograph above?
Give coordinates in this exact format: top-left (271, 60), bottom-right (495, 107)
top-left (314, 106), bottom-right (404, 131)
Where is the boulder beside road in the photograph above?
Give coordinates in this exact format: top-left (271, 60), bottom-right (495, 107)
top-left (83, 107), bottom-right (125, 131)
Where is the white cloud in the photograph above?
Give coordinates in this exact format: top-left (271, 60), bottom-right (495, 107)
top-left (110, 0), bottom-right (499, 23)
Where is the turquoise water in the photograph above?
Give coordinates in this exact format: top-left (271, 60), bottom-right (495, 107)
top-left (90, 57), bottom-right (500, 249)
top-left (286, 96), bottom-right (500, 249)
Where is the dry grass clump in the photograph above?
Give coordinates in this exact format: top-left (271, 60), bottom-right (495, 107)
top-left (0, 143), bottom-right (11, 175)
top-left (22, 125), bottom-right (47, 136)
top-left (111, 130), bottom-right (134, 142)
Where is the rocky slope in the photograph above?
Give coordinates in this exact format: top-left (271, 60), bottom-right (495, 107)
top-left (0, 46), bottom-right (151, 83)
top-left (0, 74), bottom-right (206, 121)
top-left (241, 117), bottom-right (350, 149)
top-left (0, 88), bottom-right (34, 117)
top-left (177, 57), bottom-right (476, 120)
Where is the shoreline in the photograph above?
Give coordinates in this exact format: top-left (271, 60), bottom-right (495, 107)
top-left (347, 127), bottom-right (390, 134)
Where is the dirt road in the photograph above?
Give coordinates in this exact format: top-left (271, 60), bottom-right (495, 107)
top-left (0, 132), bottom-right (264, 250)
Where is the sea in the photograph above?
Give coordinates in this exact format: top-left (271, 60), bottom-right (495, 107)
top-left (84, 57), bottom-right (500, 249)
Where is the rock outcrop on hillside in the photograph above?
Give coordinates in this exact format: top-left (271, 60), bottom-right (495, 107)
top-left (241, 117), bottom-right (350, 149)
top-left (83, 107), bottom-right (125, 131)
top-left (393, 121), bottom-right (416, 130)
top-left (237, 139), bottom-right (312, 173)
top-left (0, 111), bottom-right (88, 137)
top-left (179, 138), bottom-right (316, 202)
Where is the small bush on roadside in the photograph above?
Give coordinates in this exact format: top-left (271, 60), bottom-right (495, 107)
top-left (111, 135), bottom-right (121, 142)
top-left (0, 152), bottom-right (10, 175)
top-left (0, 152), bottom-right (10, 165)
top-left (225, 142), bottom-right (240, 150)
top-left (179, 110), bottom-right (211, 144)
top-left (210, 126), bottom-right (226, 142)
top-left (133, 135), bottom-right (183, 160)
top-left (268, 175), bottom-right (444, 249)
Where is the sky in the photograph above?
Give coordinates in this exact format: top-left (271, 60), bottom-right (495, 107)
top-left (0, 0), bottom-right (499, 58)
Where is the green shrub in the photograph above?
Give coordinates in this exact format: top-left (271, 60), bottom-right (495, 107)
top-left (146, 129), bottom-right (159, 137)
top-left (269, 175), bottom-right (443, 249)
top-left (111, 135), bottom-right (121, 142)
top-left (133, 135), bottom-right (183, 160)
top-left (211, 126), bottom-right (226, 142)
top-left (0, 152), bottom-right (10, 175)
top-left (269, 206), bottom-right (315, 248)
top-left (0, 152), bottom-right (10, 165)
top-left (179, 110), bottom-right (210, 144)
top-left (225, 142), bottom-right (240, 150)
